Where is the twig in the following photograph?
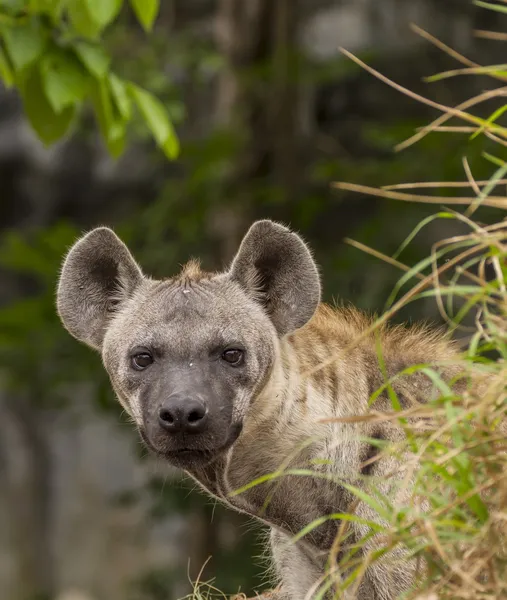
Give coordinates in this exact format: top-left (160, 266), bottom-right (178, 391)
top-left (474, 30), bottom-right (507, 42)
top-left (383, 179), bottom-right (507, 190)
top-left (344, 238), bottom-right (425, 280)
top-left (410, 24), bottom-right (476, 70)
top-left (332, 181), bottom-right (507, 209)
top-left (396, 87), bottom-right (507, 152)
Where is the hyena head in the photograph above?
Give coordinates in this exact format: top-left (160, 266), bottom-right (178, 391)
top-left (57, 220), bottom-right (320, 469)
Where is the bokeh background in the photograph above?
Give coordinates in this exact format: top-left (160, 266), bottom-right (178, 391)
top-left (0, 1), bottom-right (505, 599)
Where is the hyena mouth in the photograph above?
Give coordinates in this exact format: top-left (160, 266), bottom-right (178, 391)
top-left (137, 430), bottom-right (210, 464)
top-left (138, 422), bottom-right (243, 467)
top-left (165, 448), bottom-right (213, 462)
top-left (148, 445), bottom-right (217, 469)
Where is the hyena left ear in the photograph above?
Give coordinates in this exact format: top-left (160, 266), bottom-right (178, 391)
top-left (229, 220), bottom-right (321, 336)
top-left (57, 227), bottom-right (144, 350)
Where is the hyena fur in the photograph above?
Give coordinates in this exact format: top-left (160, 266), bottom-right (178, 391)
top-left (56, 220), bottom-right (466, 600)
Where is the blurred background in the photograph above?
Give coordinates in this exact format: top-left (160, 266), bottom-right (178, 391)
top-left (0, 1), bottom-right (505, 598)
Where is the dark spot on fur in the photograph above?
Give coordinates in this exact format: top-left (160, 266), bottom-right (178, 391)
top-left (365, 354), bottom-right (384, 407)
top-left (327, 364), bottom-right (339, 403)
top-left (360, 429), bottom-right (385, 477)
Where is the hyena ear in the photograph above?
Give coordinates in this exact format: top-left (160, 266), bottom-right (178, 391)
top-left (56, 227), bottom-right (143, 350)
top-left (230, 220), bottom-right (321, 335)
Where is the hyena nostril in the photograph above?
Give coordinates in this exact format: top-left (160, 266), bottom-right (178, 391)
top-left (188, 409), bottom-right (202, 423)
top-left (158, 398), bottom-right (209, 433)
top-left (159, 408), bottom-right (174, 425)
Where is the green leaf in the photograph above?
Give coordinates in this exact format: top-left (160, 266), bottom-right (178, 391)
top-left (340, 482), bottom-right (391, 521)
top-left (466, 159), bottom-right (507, 214)
top-left (2, 19), bottom-right (47, 72)
top-left (0, 0), bottom-right (25, 15)
top-left (0, 45), bottom-right (14, 87)
top-left (74, 41), bottom-right (110, 78)
top-left (471, 103), bottom-right (507, 140)
top-left (291, 513), bottom-right (383, 545)
top-left (421, 368), bottom-right (454, 398)
top-left (482, 152), bottom-right (506, 168)
top-left (18, 66), bottom-right (76, 145)
top-left (128, 83), bottom-right (179, 159)
top-left (391, 212), bottom-right (453, 260)
top-left (50, 0), bottom-right (66, 20)
top-left (109, 73), bottom-right (131, 120)
top-left (0, 229), bottom-right (58, 277)
top-left (29, 0), bottom-right (64, 19)
top-left (84, 0), bottom-right (123, 29)
top-left (129, 0), bottom-right (159, 31)
top-left (67, 0), bottom-right (102, 39)
top-left (425, 64), bottom-right (507, 83)
top-left (474, 0), bottom-right (507, 14)
top-left (40, 48), bottom-right (89, 113)
top-left (90, 78), bottom-right (126, 157)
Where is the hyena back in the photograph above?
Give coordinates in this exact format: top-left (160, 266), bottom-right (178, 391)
top-left (56, 220), bottom-right (464, 599)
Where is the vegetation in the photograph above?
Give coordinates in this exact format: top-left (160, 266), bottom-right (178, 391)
top-left (225, 4), bottom-right (507, 598)
top-left (329, 27), bottom-right (507, 598)
top-left (0, 0), bottom-right (179, 158)
top-left (0, 1), bottom-right (506, 599)
top-left (184, 2), bottom-right (507, 597)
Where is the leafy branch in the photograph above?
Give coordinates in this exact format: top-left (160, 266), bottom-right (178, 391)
top-left (0, 0), bottom-right (179, 159)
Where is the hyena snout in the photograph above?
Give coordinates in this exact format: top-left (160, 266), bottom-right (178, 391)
top-left (158, 394), bottom-right (209, 434)
top-left (139, 371), bottom-right (239, 467)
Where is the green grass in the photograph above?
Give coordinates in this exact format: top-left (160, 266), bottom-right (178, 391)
top-left (182, 4), bottom-right (507, 598)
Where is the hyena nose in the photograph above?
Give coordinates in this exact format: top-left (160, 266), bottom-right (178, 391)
top-left (158, 396), bottom-right (209, 434)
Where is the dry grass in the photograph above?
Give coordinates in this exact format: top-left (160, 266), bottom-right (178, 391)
top-left (183, 4), bottom-right (507, 599)
top-left (321, 6), bottom-right (507, 599)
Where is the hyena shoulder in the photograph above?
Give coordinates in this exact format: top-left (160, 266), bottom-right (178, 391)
top-left (287, 302), bottom-right (463, 415)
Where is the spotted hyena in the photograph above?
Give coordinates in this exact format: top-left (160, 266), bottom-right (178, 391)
top-left (57, 220), bottom-right (465, 599)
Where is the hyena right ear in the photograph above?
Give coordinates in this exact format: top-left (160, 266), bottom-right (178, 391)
top-left (57, 227), bottom-right (143, 350)
top-left (230, 220), bottom-right (321, 336)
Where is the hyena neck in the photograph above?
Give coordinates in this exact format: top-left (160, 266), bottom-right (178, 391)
top-left (241, 314), bottom-right (344, 452)
top-left (219, 311), bottom-right (358, 530)
top-left (241, 301), bottom-right (463, 457)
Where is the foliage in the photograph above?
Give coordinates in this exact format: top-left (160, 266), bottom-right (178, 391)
top-left (0, 0), bottom-right (179, 158)
top-left (329, 9), bottom-right (507, 592)
top-left (301, 215), bottom-right (507, 599)
top-left (0, 221), bottom-right (116, 408)
top-left (181, 1), bottom-right (507, 598)
top-left (1, 1), bottom-right (506, 598)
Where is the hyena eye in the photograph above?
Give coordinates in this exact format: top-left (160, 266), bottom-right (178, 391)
top-left (221, 349), bottom-right (244, 366)
top-left (131, 351), bottom-right (153, 370)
